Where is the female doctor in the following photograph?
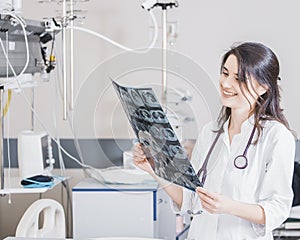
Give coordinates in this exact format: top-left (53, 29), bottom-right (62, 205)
top-left (133, 42), bottom-right (296, 239)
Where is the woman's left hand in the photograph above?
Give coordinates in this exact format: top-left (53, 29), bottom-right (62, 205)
top-left (196, 187), bottom-right (235, 214)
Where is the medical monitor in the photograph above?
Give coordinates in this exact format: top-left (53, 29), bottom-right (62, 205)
top-left (0, 15), bottom-right (47, 77)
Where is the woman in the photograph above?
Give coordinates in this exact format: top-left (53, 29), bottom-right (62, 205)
top-left (133, 42), bottom-right (295, 239)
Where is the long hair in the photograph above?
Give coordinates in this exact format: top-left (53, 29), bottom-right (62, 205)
top-left (217, 42), bottom-right (292, 141)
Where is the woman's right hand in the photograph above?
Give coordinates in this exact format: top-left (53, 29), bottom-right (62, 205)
top-left (133, 143), bottom-right (155, 175)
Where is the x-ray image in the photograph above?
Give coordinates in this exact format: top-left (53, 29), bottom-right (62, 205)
top-left (161, 128), bottom-right (177, 141)
top-left (131, 118), bottom-right (148, 135)
top-left (170, 145), bottom-right (187, 159)
top-left (151, 110), bottom-right (168, 124)
top-left (127, 105), bottom-right (138, 118)
top-left (139, 89), bottom-right (160, 107)
top-left (149, 125), bottom-right (164, 140)
top-left (138, 109), bottom-right (153, 122)
top-left (128, 89), bottom-right (144, 107)
top-left (120, 88), bottom-right (133, 105)
top-left (112, 80), bottom-right (202, 191)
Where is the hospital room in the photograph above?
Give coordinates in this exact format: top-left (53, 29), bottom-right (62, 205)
top-left (1, 0), bottom-right (300, 239)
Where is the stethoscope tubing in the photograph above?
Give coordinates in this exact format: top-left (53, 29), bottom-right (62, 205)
top-left (197, 124), bottom-right (256, 185)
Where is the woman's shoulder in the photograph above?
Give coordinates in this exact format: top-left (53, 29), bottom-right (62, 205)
top-left (200, 120), bottom-right (219, 135)
top-left (262, 120), bottom-right (295, 141)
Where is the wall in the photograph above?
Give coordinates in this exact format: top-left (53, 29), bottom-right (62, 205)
top-left (4, 0), bottom-right (300, 139)
top-left (1, 0), bottom-right (300, 238)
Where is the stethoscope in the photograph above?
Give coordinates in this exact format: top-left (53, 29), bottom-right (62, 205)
top-left (196, 125), bottom-right (256, 186)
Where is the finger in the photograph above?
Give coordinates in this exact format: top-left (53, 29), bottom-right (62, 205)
top-left (133, 147), bottom-right (146, 159)
top-left (133, 152), bottom-right (146, 159)
top-left (201, 202), bottom-right (216, 214)
top-left (196, 187), bottom-right (217, 200)
top-left (198, 191), bottom-right (215, 206)
top-left (133, 156), bottom-right (147, 164)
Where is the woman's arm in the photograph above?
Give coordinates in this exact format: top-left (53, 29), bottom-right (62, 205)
top-left (153, 175), bottom-right (183, 208)
top-left (196, 125), bottom-right (295, 229)
top-left (133, 143), bottom-right (183, 207)
top-left (196, 187), bottom-right (265, 224)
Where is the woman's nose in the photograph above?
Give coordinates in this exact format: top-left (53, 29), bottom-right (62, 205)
top-left (220, 76), bottom-right (233, 88)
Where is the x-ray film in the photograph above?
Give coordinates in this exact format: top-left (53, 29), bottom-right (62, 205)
top-left (112, 81), bottom-right (202, 191)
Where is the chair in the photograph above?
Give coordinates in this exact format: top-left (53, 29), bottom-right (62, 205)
top-left (15, 198), bottom-right (66, 238)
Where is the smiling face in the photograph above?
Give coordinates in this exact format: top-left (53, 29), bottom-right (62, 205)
top-left (219, 54), bottom-right (267, 114)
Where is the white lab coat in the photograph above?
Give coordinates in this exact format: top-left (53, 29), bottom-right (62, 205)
top-left (172, 117), bottom-right (295, 240)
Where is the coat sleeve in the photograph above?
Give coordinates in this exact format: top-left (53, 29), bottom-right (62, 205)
top-left (252, 126), bottom-right (295, 236)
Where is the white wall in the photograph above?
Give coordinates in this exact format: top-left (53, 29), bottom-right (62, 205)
top-left (5, 0), bottom-right (299, 139)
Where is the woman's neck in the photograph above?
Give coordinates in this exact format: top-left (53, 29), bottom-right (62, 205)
top-left (228, 110), bottom-right (252, 143)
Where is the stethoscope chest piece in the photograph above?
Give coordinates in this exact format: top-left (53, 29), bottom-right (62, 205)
top-left (233, 155), bottom-right (248, 169)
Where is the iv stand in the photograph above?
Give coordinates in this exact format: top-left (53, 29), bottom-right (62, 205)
top-left (62, 0), bottom-right (76, 120)
top-left (62, 0), bottom-right (68, 120)
top-left (152, 2), bottom-right (178, 112)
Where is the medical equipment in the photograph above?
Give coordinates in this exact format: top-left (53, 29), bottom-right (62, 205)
top-left (197, 125), bottom-right (256, 185)
top-left (17, 131), bottom-right (49, 179)
top-left (40, 0), bottom-right (159, 120)
top-left (187, 192), bottom-right (203, 216)
top-left (0, 9), bottom-right (55, 190)
top-left (0, 16), bottom-right (54, 79)
top-left (146, 1), bottom-right (179, 110)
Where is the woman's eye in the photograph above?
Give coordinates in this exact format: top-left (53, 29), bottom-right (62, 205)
top-left (221, 71), bottom-right (228, 76)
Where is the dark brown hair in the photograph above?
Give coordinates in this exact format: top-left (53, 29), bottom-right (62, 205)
top-left (217, 42), bottom-right (292, 141)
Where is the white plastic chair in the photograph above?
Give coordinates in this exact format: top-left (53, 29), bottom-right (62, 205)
top-left (15, 198), bottom-right (66, 238)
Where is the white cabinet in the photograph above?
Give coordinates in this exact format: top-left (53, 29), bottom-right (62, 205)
top-left (72, 178), bottom-right (190, 239)
top-left (73, 178), bottom-right (159, 239)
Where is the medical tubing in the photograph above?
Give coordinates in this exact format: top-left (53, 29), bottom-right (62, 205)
top-left (69, 10), bottom-right (158, 53)
top-left (0, 22), bottom-right (91, 170)
top-left (242, 125), bottom-right (256, 155)
top-left (50, 43), bottom-right (87, 174)
top-left (3, 90), bottom-right (12, 117)
top-left (197, 129), bottom-right (223, 185)
top-left (52, 42), bottom-right (88, 169)
top-left (1, 35), bottom-right (91, 170)
top-left (5, 92), bottom-right (12, 203)
top-left (1, 30), bottom-right (12, 202)
top-left (50, 73), bottom-right (72, 236)
top-left (53, 44), bottom-right (86, 168)
top-left (0, 7), bottom-right (158, 171)
top-left (49, 68), bottom-right (68, 177)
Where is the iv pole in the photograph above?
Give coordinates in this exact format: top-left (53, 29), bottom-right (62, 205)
top-left (62, 0), bottom-right (68, 120)
top-left (150, 1), bottom-right (178, 111)
top-left (61, 0), bottom-right (76, 120)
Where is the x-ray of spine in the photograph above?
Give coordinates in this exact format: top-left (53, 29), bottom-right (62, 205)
top-left (112, 81), bottom-right (202, 191)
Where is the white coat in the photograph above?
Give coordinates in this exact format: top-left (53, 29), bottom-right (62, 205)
top-left (172, 117), bottom-right (295, 240)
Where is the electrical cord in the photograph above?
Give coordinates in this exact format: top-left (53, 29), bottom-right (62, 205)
top-left (0, 7), bottom-right (158, 235)
top-left (0, 9), bottom-right (138, 174)
top-left (49, 65), bottom-right (73, 237)
top-left (0, 15), bottom-right (92, 233)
